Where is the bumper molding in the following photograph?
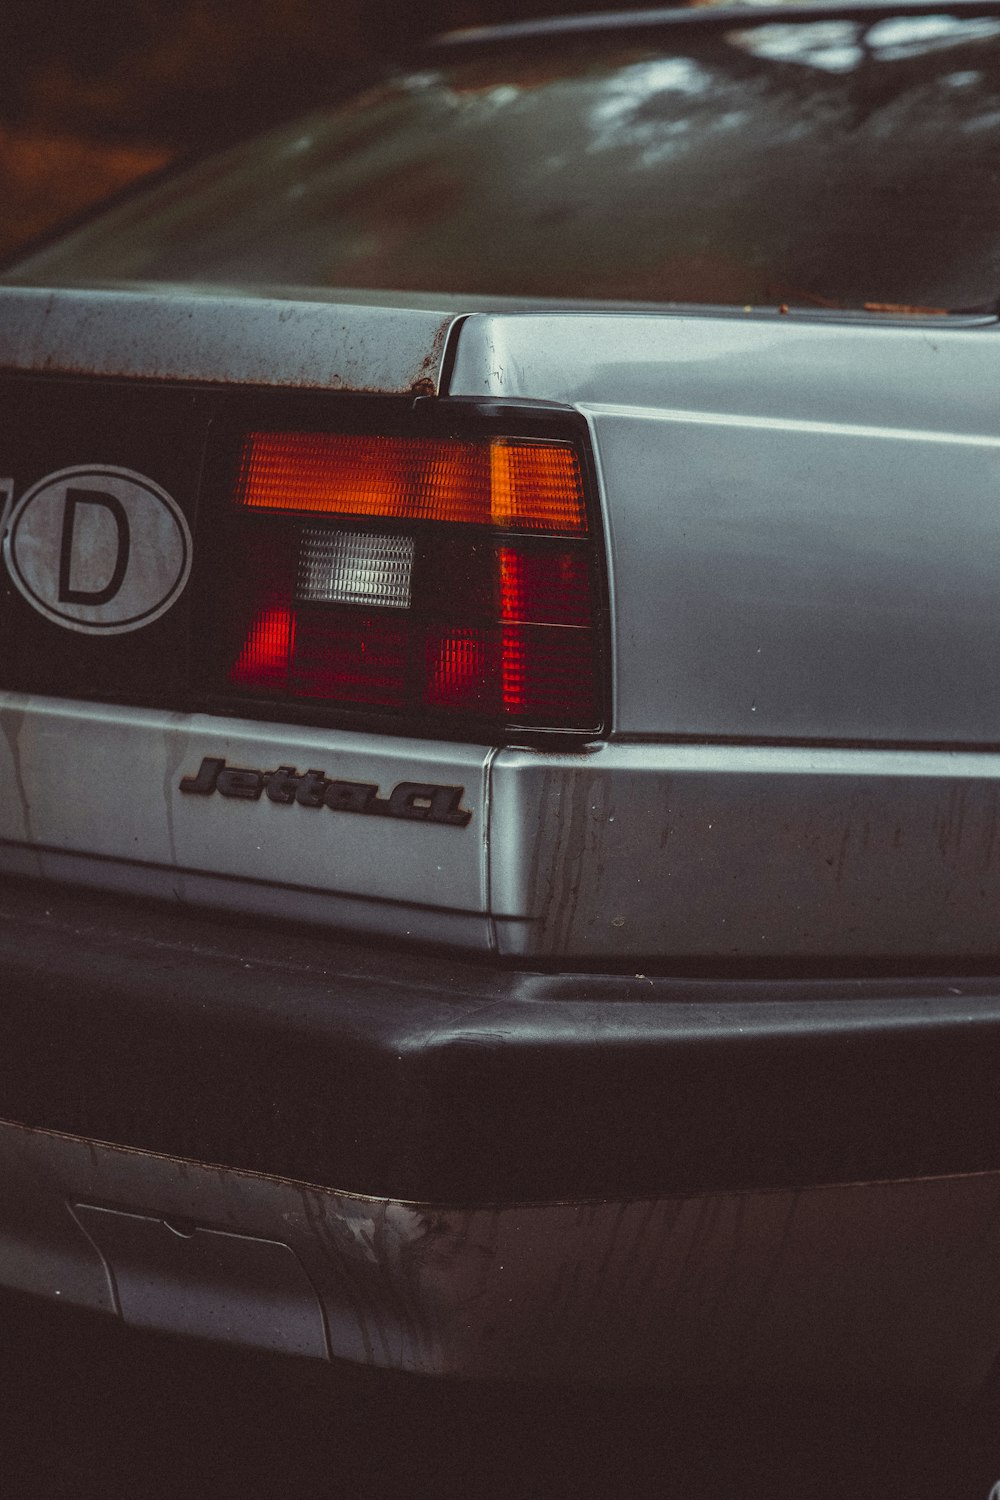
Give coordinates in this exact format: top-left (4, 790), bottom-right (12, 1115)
top-left (4, 879), bottom-right (1000, 1202)
top-left (4, 1118), bottom-right (1000, 1389)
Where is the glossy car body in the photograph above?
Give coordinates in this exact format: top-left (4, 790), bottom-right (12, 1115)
top-left (2, 3), bottom-right (1000, 1389)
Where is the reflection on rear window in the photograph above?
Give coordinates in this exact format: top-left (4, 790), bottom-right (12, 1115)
top-left (8, 15), bottom-right (1000, 313)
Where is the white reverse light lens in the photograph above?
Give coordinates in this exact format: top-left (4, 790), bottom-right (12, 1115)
top-left (297, 528), bottom-right (415, 609)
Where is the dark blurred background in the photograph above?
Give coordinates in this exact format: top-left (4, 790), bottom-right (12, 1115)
top-left (0, 0), bottom-right (620, 263)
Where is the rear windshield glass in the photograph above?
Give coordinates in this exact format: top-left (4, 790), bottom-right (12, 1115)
top-left (8, 14), bottom-right (1000, 313)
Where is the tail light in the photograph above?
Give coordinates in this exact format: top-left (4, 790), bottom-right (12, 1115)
top-left (206, 424), bottom-right (604, 737)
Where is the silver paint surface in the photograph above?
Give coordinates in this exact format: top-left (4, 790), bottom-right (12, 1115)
top-left (0, 285), bottom-right (458, 393)
top-left (7, 694), bottom-right (1000, 959)
top-left (450, 312), bottom-right (1000, 742)
top-left (0, 694), bottom-right (491, 947)
top-left (488, 741), bottom-right (1000, 959)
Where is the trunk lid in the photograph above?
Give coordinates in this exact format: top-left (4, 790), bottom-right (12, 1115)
top-left (0, 287), bottom-right (492, 950)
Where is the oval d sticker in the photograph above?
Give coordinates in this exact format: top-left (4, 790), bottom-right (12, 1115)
top-left (3, 465), bottom-right (192, 635)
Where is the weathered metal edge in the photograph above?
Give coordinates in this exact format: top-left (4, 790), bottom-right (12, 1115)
top-left (0, 286), bottom-right (459, 395)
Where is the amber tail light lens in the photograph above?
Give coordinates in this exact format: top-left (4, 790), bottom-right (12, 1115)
top-left (236, 431), bottom-right (588, 532)
top-left (214, 429), bottom-right (603, 735)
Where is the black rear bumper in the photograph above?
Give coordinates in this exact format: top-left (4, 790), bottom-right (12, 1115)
top-left (3, 876), bottom-right (1000, 1203)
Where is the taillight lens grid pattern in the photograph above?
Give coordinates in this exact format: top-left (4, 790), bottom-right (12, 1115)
top-left (229, 599), bottom-right (294, 692)
top-left (217, 428), bottom-right (603, 734)
top-left (237, 432), bottom-right (587, 534)
top-left (291, 608), bottom-right (408, 706)
top-left (297, 528), bottom-right (414, 609)
top-left (497, 547), bottom-right (591, 627)
top-left (427, 625), bottom-right (597, 720)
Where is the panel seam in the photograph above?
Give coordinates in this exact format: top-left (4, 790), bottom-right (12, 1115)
top-left (483, 744), bottom-right (499, 954)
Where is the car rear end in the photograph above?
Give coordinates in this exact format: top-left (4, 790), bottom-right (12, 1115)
top-left (3, 3), bottom-right (1000, 1390)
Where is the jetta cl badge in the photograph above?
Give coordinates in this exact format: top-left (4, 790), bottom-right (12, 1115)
top-left (180, 757), bottom-right (472, 827)
top-left (1, 465), bottom-right (192, 634)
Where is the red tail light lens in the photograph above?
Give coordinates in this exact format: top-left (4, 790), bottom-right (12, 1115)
top-left (291, 608), bottom-right (409, 706)
top-left (426, 625), bottom-right (597, 721)
top-left (497, 547), bottom-right (591, 626)
top-left (214, 427), bottom-right (603, 735)
top-left (229, 600), bottom-right (294, 692)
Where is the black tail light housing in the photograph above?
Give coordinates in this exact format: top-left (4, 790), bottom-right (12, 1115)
top-left (196, 397), bottom-right (608, 742)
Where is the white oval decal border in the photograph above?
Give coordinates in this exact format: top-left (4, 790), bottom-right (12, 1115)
top-left (2, 464), bottom-right (193, 636)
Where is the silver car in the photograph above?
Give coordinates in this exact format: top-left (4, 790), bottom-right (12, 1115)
top-left (2, 2), bottom-right (1000, 1390)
